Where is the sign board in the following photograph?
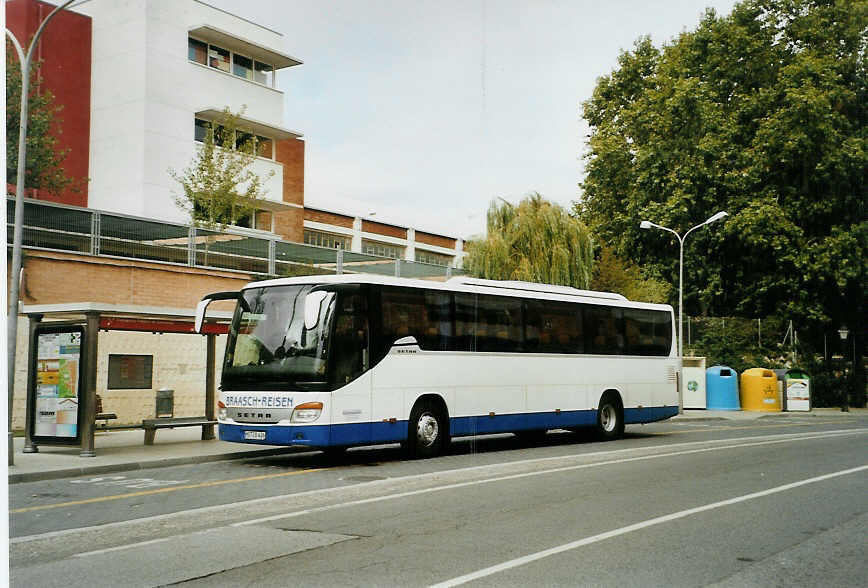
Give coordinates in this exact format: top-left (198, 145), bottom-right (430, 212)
top-left (785, 378), bottom-right (811, 412)
top-left (108, 354), bottom-right (153, 389)
top-left (29, 325), bottom-right (85, 444)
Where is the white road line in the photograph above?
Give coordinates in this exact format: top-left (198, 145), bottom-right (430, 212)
top-left (72, 536), bottom-right (171, 557)
top-left (430, 464), bottom-right (868, 588)
top-left (232, 429), bottom-right (864, 527)
top-left (13, 428), bottom-right (866, 545)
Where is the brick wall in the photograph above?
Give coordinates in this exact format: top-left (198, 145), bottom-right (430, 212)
top-left (416, 231), bottom-right (457, 249)
top-left (18, 250), bottom-right (250, 308)
top-left (362, 220), bottom-right (407, 239)
top-left (273, 207), bottom-right (305, 243)
top-left (275, 138), bottom-right (304, 207)
top-left (304, 209), bottom-right (355, 229)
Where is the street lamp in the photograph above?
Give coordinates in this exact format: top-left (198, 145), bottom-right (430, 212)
top-left (639, 211), bottom-right (729, 361)
top-left (838, 326), bottom-right (849, 412)
top-left (6, 0), bottom-right (77, 467)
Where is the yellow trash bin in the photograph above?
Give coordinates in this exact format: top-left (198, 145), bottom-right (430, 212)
top-left (740, 368), bottom-right (781, 411)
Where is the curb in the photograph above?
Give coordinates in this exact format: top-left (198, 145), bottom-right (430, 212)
top-left (8, 447), bottom-right (292, 484)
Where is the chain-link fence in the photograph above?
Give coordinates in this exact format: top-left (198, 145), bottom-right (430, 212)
top-left (7, 198), bottom-right (464, 280)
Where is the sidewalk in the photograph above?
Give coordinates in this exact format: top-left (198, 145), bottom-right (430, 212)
top-left (8, 408), bottom-right (862, 484)
top-left (8, 427), bottom-right (290, 484)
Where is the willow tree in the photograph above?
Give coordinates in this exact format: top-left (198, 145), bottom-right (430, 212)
top-left (466, 193), bottom-right (593, 289)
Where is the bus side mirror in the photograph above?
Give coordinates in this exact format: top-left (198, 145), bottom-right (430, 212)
top-left (195, 291), bottom-right (241, 333)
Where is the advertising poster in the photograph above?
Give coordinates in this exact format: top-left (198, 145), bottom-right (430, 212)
top-left (31, 327), bottom-right (84, 442)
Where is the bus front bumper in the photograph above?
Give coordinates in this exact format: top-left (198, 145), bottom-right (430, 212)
top-left (219, 421), bottom-right (331, 447)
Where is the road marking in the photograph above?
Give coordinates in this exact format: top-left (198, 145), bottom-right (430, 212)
top-left (10, 468), bottom-right (326, 514)
top-left (12, 428), bottom-right (866, 544)
top-left (72, 536), bottom-right (172, 557)
top-left (232, 428), bottom-right (866, 527)
top-left (429, 463), bottom-right (868, 587)
top-left (648, 421), bottom-right (845, 435)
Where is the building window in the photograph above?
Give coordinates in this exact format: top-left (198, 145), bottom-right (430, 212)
top-left (189, 37), bottom-right (275, 88)
top-left (362, 239), bottom-right (403, 259)
top-left (194, 118), bottom-right (210, 142)
top-left (189, 38), bottom-right (207, 65)
top-left (305, 230), bottom-right (350, 250)
top-left (254, 61), bottom-right (273, 85)
top-left (235, 131), bottom-right (255, 152)
top-left (256, 135), bottom-right (273, 159)
top-left (233, 53), bottom-right (254, 81)
top-left (194, 119), bottom-right (274, 160)
top-left (208, 45), bottom-right (231, 72)
top-left (415, 250), bottom-right (452, 266)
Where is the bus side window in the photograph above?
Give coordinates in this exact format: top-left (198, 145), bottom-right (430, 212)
top-left (424, 290), bottom-right (452, 351)
top-left (332, 293), bottom-right (369, 385)
top-left (453, 293), bottom-right (476, 352)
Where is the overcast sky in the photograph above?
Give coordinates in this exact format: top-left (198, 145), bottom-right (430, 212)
top-left (211, 0), bottom-right (739, 239)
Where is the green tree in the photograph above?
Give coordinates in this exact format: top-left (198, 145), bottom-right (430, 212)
top-left (591, 243), bottom-right (672, 303)
top-left (577, 0), bottom-right (866, 404)
top-left (466, 193), bottom-right (593, 288)
top-left (169, 106), bottom-right (273, 230)
top-left (6, 41), bottom-right (75, 194)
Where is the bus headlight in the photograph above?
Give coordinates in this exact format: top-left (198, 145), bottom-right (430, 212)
top-left (218, 401), bottom-right (227, 420)
top-left (291, 402), bottom-right (323, 423)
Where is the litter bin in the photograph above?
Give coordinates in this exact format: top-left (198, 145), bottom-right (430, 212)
top-left (155, 388), bottom-right (174, 418)
top-left (740, 368), bottom-right (781, 411)
top-left (784, 369), bottom-right (811, 412)
top-left (682, 357), bottom-right (707, 409)
top-left (706, 366), bottom-right (740, 410)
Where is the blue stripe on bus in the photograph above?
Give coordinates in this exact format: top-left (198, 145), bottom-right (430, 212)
top-left (219, 405), bottom-right (679, 448)
top-left (624, 406), bottom-right (680, 423)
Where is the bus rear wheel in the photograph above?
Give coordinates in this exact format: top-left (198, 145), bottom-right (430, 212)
top-left (595, 393), bottom-right (624, 441)
top-left (406, 400), bottom-right (447, 459)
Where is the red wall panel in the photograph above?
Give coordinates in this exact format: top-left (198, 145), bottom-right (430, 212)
top-left (6, 0), bottom-right (91, 206)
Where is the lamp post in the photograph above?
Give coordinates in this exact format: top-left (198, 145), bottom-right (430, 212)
top-left (838, 326), bottom-right (849, 412)
top-left (639, 212), bottom-right (729, 410)
top-left (6, 0), bottom-right (77, 466)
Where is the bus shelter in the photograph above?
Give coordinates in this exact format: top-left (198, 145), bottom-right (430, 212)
top-left (20, 302), bottom-right (232, 457)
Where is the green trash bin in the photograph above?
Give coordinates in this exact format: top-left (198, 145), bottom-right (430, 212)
top-left (784, 369), bottom-right (810, 412)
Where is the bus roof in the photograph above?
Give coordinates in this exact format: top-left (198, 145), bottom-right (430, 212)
top-left (242, 273), bottom-right (673, 312)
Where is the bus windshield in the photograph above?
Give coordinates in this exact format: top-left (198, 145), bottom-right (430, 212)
top-left (222, 285), bottom-right (336, 391)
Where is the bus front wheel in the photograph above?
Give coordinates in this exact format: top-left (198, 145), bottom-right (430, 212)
top-left (406, 400), bottom-right (447, 458)
top-left (595, 393), bottom-right (624, 441)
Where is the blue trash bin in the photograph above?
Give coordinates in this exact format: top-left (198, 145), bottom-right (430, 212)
top-left (706, 365), bottom-right (740, 410)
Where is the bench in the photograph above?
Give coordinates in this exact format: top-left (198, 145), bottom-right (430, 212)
top-left (94, 395), bottom-right (118, 429)
top-left (142, 417), bottom-right (217, 445)
top-left (95, 412), bottom-right (118, 428)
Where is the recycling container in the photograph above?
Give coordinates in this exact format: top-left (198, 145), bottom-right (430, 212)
top-left (784, 368), bottom-right (811, 412)
top-left (740, 368), bottom-right (781, 411)
top-left (706, 366), bottom-right (740, 410)
top-left (682, 357), bottom-right (707, 409)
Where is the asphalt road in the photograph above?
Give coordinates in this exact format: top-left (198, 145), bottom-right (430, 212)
top-left (10, 416), bottom-right (868, 587)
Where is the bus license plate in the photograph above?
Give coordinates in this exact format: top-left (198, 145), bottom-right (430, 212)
top-left (244, 430), bottom-right (266, 441)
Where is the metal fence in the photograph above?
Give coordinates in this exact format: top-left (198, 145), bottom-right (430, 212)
top-left (6, 198), bottom-right (463, 280)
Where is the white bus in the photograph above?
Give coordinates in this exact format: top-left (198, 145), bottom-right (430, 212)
top-left (195, 275), bottom-right (679, 458)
